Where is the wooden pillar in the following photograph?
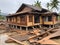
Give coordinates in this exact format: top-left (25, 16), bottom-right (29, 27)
top-left (49, 25), bottom-right (51, 28)
top-left (32, 26), bottom-right (34, 29)
top-left (20, 27), bottom-right (22, 30)
top-left (16, 26), bottom-right (17, 29)
top-left (33, 15), bottom-right (34, 25)
top-left (26, 27), bottom-right (28, 31)
top-left (39, 24), bottom-right (41, 28)
top-left (53, 25), bottom-right (55, 28)
top-left (12, 25), bottom-right (14, 28)
top-left (27, 15), bottom-right (29, 26)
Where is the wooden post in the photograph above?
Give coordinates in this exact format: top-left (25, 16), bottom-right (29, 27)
top-left (20, 27), bottom-right (22, 30)
top-left (16, 26), bottom-right (17, 29)
top-left (26, 27), bottom-right (28, 31)
top-left (49, 25), bottom-right (51, 28)
top-left (32, 26), bottom-right (34, 29)
top-left (53, 25), bottom-right (55, 28)
top-left (27, 15), bottom-right (29, 26)
top-left (13, 25), bottom-right (14, 28)
top-left (55, 24), bottom-right (57, 27)
top-left (39, 25), bottom-right (41, 28)
top-left (33, 15), bottom-right (34, 25)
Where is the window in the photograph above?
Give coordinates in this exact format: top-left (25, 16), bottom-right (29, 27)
top-left (48, 16), bottom-right (52, 21)
top-left (20, 15), bottom-right (25, 22)
top-left (29, 15), bottom-right (32, 22)
top-left (44, 16), bottom-right (52, 22)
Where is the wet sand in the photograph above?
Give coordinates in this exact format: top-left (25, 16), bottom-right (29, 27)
top-left (0, 34), bottom-right (19, 45)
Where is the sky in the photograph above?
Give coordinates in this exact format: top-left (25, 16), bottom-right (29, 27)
top-left (0, 0), bottom-right (60, 14)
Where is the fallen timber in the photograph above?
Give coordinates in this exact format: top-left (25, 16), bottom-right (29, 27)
top-left (8, 27), bottom-right (60, 45)
top-left (33, 30), bottom-right (60, 44)
top-left (38, 39), bottom-right (59, 44)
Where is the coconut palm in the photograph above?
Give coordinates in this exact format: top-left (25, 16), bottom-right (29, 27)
top-left (34, 0), bottom-right (42, 8)
top-left (47, 3), bottom-right (50, 10)
top-left (47, 0), bottom-right (60, 10)
top-left (51, 0), bottom-right (60, 10)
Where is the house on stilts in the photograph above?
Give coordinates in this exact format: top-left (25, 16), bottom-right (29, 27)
top-left (6, 3), bottom-right (59, 30)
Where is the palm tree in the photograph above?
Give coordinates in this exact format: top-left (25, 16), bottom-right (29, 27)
top-left (47, 3), bottom-right (50, 10)
top-left (34, 0), bottom-right (42, 8)
top-left (47, 0), bottom-right (60, 11)
top-left (51, 0), bottom-right (60, 10)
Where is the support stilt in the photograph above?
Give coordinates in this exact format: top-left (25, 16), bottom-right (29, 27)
top-left (53, 25), bottom-right (55, 28)
top-left (16, 26), bottom-right (17, 29)
top-left (32, 26), bottom-right (34, 29)
top-left (49, 25), bottom-right (51, 28)
top-left (20, 27), bottom-right (22, 30)
top-left (26, 27), bottom-right (28, 31)
top-left (13, 25), bottom-right (14, 28)
top-left (39, 25), bottom-right (41, 28)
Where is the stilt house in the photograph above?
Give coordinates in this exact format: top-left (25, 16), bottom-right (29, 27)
top-left (6, 3), bottom-right (59, 30)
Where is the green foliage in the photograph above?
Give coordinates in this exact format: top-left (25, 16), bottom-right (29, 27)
top-left (34, 0), bottom-right (42, 8)
top-left (50, 0), bottom-right (60, 10)
top-left (0, 10), bottom-right (5, 20)
top-left (0, 15), bottom-right (5, 20)
top-left (47, 0), bottom-right (60, 10)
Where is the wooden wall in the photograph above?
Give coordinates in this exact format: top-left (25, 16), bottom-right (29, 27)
top-left (27, 15), bottom-right (33, 26)
top-left (20, 15), bottom-right (27, 25)
top-left (17, 16), bottom-right (20, 23)
top-left (7, 15), bottom-right (27, 26)
top-left (27, 15), bottom-right (43, 26)
top-left (43, 15), bottom-right (58, 25)
top-left (40, 16), bottom-right (43, 24)
top-left (52, 15), bottom-right (58, 24)
top-left (7, 14), bottom-right (58, 27)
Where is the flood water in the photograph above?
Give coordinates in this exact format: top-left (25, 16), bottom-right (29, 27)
top-left (0, 34), bottom-right (60, 45)
top-left (0, 34), bottom-right (19, 45)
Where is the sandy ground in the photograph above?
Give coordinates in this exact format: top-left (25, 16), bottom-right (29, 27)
top-left (0, 34), bottom-right (19, 45)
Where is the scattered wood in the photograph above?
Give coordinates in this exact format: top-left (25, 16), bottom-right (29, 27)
top-left (1, 20), bottom-right (60, 45)
top-left (5, 39), bottom-right (15, 43)
top-left (37, 39), bottom-right (58, 44)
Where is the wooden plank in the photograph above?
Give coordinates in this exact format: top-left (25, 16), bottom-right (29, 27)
top-left (9, 37), bottom-right (24, 45)
top-left (9, 34), bottom-right (35, 44)
top-left (38, 39), bottom-right (58, 44)
top-left (37, 30), bottom-right (60, 43)
top-left (28, 28), bottom-right (55, 40)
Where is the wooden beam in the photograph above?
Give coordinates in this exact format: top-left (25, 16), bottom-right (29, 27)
top-left (9, 37), bottom-right (24, 45)
top-left (28, 28), bottom-right (55, 40)
top-left (37, 39), bottom-right (58, 44)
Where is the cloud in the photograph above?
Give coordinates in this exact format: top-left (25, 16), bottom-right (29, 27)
top-left (0, 0), bottom-right (60, 14)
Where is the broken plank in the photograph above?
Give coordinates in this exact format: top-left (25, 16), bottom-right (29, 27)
top-left (37, 30), bottom-right (60, 43)
top-left (9, 37), bottom-right (24, 45)
top-left (38, 39), bottom-right (59, 44)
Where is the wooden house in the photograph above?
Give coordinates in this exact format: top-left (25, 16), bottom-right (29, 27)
top-left (6, 3), bottom-right (59, 30)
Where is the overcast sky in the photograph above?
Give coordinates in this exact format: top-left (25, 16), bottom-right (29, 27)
top-left (0, 0), bottom-right (60, 14)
